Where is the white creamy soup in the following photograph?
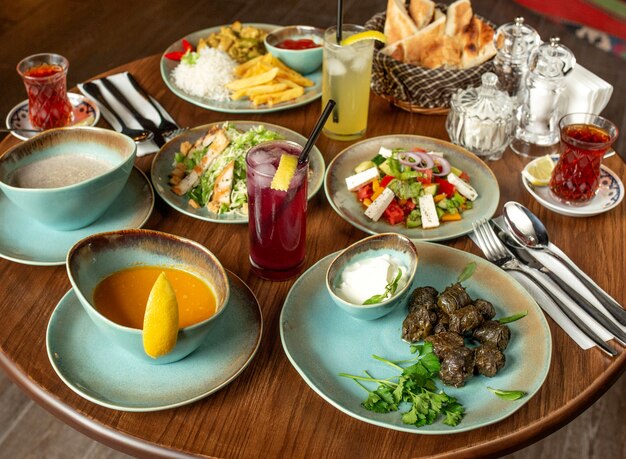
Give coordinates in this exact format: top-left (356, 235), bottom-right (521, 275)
top-left (10, 154), bottom-right (113, 189)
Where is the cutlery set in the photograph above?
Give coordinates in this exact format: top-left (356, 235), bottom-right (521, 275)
top-left (79, 73), bottom-right (188, 148)
top-left (472, 203), bottom-right (625, 356)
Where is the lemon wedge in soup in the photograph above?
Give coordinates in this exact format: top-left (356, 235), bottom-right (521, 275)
top-left (143, 272), bottom-right (179, 359)
top-left (270, 154), bottom-right (298, 191)
top-left (340, 30), bottom-right (387, 46)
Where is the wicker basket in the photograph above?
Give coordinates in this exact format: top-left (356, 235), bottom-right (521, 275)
top-left (365, 10), bottom-right (495, 115)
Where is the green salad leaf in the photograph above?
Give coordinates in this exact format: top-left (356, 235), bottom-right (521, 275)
top-left (487, 387), bottom-right (526, 400)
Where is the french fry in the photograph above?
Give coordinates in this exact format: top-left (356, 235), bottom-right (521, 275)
top-left (225, 67), bottom-right (279, 91)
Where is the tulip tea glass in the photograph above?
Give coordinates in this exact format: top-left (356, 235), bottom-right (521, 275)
top-left (549, 113), bottom-right (618, 205)
top-left (17, 53), bottom-right (72, 130)
top-left (246, 140), bottom-right (308, 281)
top-left (322, 25), bottom-right (374, 141)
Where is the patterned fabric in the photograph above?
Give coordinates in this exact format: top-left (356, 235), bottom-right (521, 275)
top-left (364, 12), bottom-right (494, 109)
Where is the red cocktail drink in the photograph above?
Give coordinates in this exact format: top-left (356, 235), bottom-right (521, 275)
top-left (17, 53), bottom-right (72, 130)
top-left (246, 141), bottom-right (307, 281)
top-left (549, 114), bottom-right (618, 205)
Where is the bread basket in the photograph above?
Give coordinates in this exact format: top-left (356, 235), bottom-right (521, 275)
top-left (365, 9), bottom-right (495, 114)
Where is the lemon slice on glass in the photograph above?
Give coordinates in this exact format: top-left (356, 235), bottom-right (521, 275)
top-left (340, 30), bottom-right (387, 46)
top-left (270, 154), bottom-right (298, 191)
top-left (522, 155), bottom-right (555, 186)
top-left (143, 272), bottom-right (179, 359)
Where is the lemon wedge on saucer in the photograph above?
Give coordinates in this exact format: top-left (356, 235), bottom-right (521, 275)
top-left (340, 30), bottom-right (387, 46)
top-left (522, 155), bottom-right (555, 186)
top-left (271, 154), bottom-right (298, 191)
top-left (143, 272), bottom-right (179, 359)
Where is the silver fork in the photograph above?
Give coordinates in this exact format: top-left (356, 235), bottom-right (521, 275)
top-left (472, 218), bottom-right (617, 357)
top-left (162, 127), bottom-right (189, 142)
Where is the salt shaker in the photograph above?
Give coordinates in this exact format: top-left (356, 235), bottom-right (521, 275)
top-left (445, 72), bottom-right (516, 161)
top-left (493, 17), bottom-right (540, 100)
top-left (511, 37), bottom-right (576, 157)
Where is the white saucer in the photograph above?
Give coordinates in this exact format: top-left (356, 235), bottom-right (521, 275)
top-left (6, 93), bottom-right (100, 140)
top-left (0, 167), bottom-right (154, 265)
top-left (522, 165), bottom-right (624, 217)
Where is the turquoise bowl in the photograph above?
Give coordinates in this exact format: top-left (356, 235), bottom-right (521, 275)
top-left (0, 127), bottom-right (136, 230)
top-left (264, 25), bottom-right (323, 74)
top-left (326, 233), bottom-right (419, 320)
top-left (66, 229), bottom-right (230, 365)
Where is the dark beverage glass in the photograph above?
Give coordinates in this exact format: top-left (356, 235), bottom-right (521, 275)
top-left (17, 53), bottom-right (72, 130)
top-left (246, 140), bottom-right (307, 281)
top-left (549, 113), bottom-right (618, 205)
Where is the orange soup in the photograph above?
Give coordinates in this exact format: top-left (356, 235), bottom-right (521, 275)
top-left (93, 266), bottom-right (217, 329)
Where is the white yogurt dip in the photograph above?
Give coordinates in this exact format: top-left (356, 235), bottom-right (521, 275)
top-left (336, 254), bottom-right (409, 305)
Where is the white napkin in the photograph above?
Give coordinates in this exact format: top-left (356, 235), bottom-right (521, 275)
top-left (561, 65), bottom-right (613, 116)
top-left (472, 219), bottom-right (623, 350)
top-left (78, 72), bottom-right (178, 156)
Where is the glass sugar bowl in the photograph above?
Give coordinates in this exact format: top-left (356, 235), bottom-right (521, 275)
top-left (446, 72), bottom-right (516, 161)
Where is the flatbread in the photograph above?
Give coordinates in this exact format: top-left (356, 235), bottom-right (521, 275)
top-left (382, 16), bottom-right (446, 64)
top-left (409, 0), bottom-right (435, 29)
top-left (445, 0), bottom-right (473, 36)
top-left (384, 0), bottom-right (420, 44)
top-left (460, 16), bottom-right (496, 68)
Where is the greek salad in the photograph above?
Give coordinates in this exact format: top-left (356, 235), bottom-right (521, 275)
top-left (345, 146), bottom-right (478, 229)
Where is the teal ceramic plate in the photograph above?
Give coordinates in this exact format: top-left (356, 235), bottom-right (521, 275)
top-left (280, 243), bottom-right (552, 434)
top-left (160, 24), bottom-right (321, 114)
top-left (324, 135), bottom-right (500, 242)
top-left (0, 167), bottom-right (153, 266)
top-left (151, 121), bottom-right (325, 223)
top-left (47, 271), bottom-right (262, 412)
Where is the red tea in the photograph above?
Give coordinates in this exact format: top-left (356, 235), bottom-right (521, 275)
top-left (21, 62), bottom-right (72, 130)
top-left (549, 124), bottom-right (612, 203)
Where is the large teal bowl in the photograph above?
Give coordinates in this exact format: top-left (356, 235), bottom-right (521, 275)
top-left (0, 127), bottom-right (136, 230)
top-left (264, 25), bottom-right (323, 74)
top-left (66, 229), bottom-right (230, 365)
top-left (326, 233), bottom-right (419, 320)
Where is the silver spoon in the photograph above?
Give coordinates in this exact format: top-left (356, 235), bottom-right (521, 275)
top-left (503, 201), bottom-right (626, 326)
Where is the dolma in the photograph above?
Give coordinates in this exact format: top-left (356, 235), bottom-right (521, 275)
top-left (437, 283), bottom-right (472, 315)
top-left (474, 299), bottom-right (496, 320)
top-left (448, 305), bottom-right (485, 335)
top-left (424, 331), bottom-right (464, 359)
top-left (439, 346), bottom-right (475, 387)
top-left (474, 344), bottom-right (506, 377)
top-left (407, 286), bottom-right (439, 313)
top-left (473, 320), bottom-right (511, 351)
top-left (402, 304), bottom-right (438, 342)
top-left (433, 313), bottom-right (449, 334)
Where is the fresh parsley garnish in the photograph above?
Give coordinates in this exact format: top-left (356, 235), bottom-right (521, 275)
top-left (339, 343), bottom-right (465, 427)
top-left (363, 269), bottom-right (403, 305)
top-left (487, 387), bottom-right (526, 400)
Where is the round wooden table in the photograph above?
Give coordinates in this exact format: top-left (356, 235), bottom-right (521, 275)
top-left (0, 55), bottom-right (624, 458)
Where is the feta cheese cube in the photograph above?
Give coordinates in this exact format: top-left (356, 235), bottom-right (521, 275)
top-left (364, 187), bottom-right (395, 222)
top-left (345, 167), bottom-right (379, 191)
top-left (378, 146), bottom-right (393, 158)
top-left (447, 173), bottom-right (478, 201)
top-left (419, 194), bottom-right (440, 229)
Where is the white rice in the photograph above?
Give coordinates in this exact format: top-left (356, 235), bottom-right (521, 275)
top-left (171, 48), bottom-right (236, 101)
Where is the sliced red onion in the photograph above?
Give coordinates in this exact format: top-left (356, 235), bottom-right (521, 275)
top-left (432, 156), bottom-right (451, 176)
top-left (397, 151), bottom-right (433, 170)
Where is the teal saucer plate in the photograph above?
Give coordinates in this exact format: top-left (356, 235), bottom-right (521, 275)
top-left (0, 167), bottom-right (153, 266)
top-left (280, 243), bottom-right (552, 434)
top-left (47, 271), bottom-right (262, 412)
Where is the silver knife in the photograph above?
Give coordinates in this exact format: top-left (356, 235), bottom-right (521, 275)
top-left (494, 225), bottom-right (626, 346)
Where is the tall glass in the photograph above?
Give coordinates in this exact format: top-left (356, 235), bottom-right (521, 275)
top-left (246, 140), bottom-right (308, 281)
top-left (17, 53), bottom-right (72, 130)
top-left (322, 25), bottom-right (374, 141)
top-left (549, 113), bottom-right (618, 205)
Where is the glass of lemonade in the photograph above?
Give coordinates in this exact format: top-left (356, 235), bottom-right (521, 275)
top-left (246, 140), bottom-right (308, 281)
top-left (322, 25), bottom-right (374, 141)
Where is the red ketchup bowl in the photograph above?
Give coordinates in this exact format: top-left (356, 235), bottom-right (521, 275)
top-left (265, 25), bottom-right (324, 74)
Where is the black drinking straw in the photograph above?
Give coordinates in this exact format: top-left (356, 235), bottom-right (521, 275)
top-left (336, 0), bottom-right (343, 42)
top-left (298, 99), bottom-right (336, 166)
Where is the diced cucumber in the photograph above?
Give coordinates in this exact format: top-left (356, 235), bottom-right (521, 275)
top-left (379, 159), bottom-right (394, 177)
top-left (406, 217), bottom-right (422, 228)
top-left (423, 184), bottom-right (439, 196)
top-left (436, 207), bottom-right (445, 218)
top-left (450, 166), bottom-right (463, 177)
top-left (437, 198), bottom-right (448, 209)
top-left (354, 160), bottom-right (376, 174)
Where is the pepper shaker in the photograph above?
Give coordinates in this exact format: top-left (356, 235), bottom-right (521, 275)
top-left (493, 17), bottom-right (540, 101)
top-left (511, 37), bottom-right (576, 157)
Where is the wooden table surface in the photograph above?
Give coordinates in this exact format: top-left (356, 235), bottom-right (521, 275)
top-left (0, 53), bottom-right (624, 458)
